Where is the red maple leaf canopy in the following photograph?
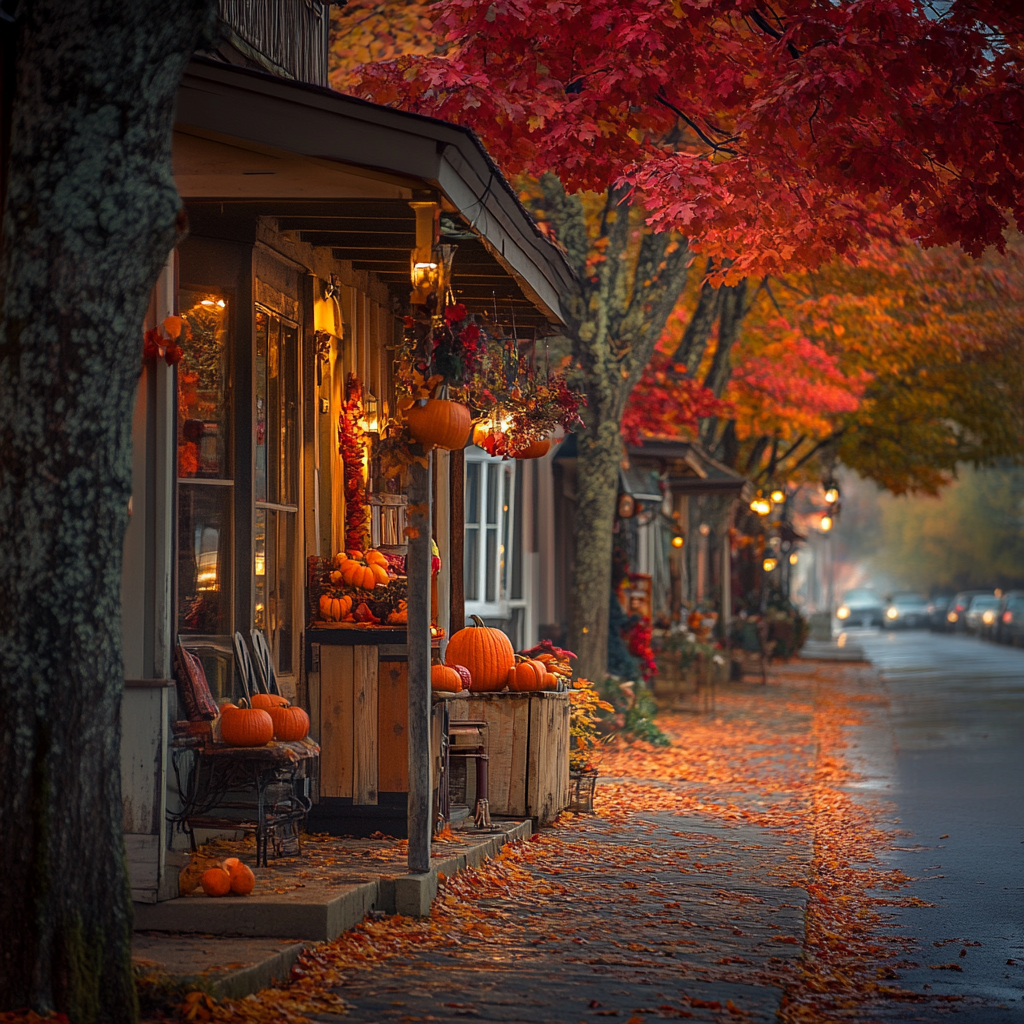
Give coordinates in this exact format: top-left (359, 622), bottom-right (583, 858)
top-left (341, 0), bottom-right (1024, 275)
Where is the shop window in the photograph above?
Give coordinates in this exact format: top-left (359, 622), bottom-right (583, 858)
top-left (177, 290), bottom-right (233, 652)
top-left (254, 307), bottom-right (300, 679)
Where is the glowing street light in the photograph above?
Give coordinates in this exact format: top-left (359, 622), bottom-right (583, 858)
top-left (749, 496), bottom-right (771, 515)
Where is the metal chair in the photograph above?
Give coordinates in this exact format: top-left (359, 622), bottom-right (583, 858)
top-left (250, 628), bottom-right (281, 696)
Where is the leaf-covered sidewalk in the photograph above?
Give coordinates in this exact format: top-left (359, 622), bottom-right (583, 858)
top-left (184, 661), bottom-right (960, 1024)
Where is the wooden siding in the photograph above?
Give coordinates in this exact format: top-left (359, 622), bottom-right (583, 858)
top-left (219, 0), bottom-right (329, 86)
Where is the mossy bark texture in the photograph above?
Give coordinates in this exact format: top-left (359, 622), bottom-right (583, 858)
top-left (0, 3), bottom-right (214, 1021)
top-left (536, 177), bottom-right (693, 681)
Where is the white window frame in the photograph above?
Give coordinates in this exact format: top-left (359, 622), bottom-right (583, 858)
top-left (464, 447), bottom-right (523, 623)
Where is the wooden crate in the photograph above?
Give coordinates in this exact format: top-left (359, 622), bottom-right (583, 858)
top-left (307, 637), bottom-right (452, 836)
top-left (452, 691), bottom-right (569, 824)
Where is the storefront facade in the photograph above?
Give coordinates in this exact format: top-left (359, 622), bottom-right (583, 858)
top-left (120, 58), bottom-right (570, 901)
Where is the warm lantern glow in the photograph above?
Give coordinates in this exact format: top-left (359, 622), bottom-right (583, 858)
top-left (820, 515), bottom-right (833, 531)
top-left (770, 489), bottom-right (785, 503)
top-left (789, 552), bottom-right (799, 565)
top-left (749, 497), bottom-right (771, 516)
top-left (824, 486), bottom-right (839, 503)
top-left (671, 534), bottom-right (684, 549)
top-left (763, 557), bottom-right (778, 572)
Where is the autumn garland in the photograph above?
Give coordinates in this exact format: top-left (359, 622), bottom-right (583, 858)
top-left (339, 373), bottom-right (369, 553)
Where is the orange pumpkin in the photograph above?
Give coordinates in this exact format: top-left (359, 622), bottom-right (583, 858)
top-left (369, 562), bottom-right (390, 586)
top-left (251, 692), bottom-right (290, 710)
top-left (228, 861), bottom-right (255, 896)
top-left (445, 616), bottom-right (515, 691)
top-left (268, 704), bottom-right (310, 741)
top-left (509, 657), bottom-right (548, 692)
top-left (319, 593), bottom-right (353, 621)
top-left (219, 702), bottom-right (274, 747)
top-left (200, 867), bottom-right (231, 897)
top-left (341, 559), bottom-right (377, 590)
top-left (405, 399), bottom-right (472, 451)
top-left (431, 664), bottom-right (463, 692)
top-left (513, 438), bottom-right (552, 460)
top-left (543, 672), bottom-right (559, 691)
top-left (365, 549), bottom-right (389, 568)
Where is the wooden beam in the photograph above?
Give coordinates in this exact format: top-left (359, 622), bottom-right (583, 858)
top-left (449, 447), bottom-right (465, 635)
top-left (406, 448), bottom-right (433, 874)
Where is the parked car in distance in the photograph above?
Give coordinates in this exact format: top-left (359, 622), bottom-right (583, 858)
top-left (996, 592), bottom-right (1024, 646)
top-left (945, 590), bottom-right (991, 632)
top-left (836, 588), bottom-right (885, 628)
top-left (926, 595), bottom-right (953, 631)
top-left (884, 592), bottom-right (929, 629)
top-left (965, 594), bottom-right (1001, 636)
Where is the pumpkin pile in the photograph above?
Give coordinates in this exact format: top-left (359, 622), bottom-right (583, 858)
top-left (219, 698), bottom-right (309, 744)
top-left (507, 655), bottom-right (558, 692)
top-left (199, 856), bottom-right (255, 897)
top-left (331, 548), bottom-right (391, 590)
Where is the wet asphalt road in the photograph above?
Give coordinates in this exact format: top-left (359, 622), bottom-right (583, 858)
top-left (845, 628), bottom-right (1024, 1018)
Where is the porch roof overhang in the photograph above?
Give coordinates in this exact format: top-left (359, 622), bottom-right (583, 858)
top-left (627, 438), bottom-right (752, 500)
top-left (173, 59), bottom-right (572, 333)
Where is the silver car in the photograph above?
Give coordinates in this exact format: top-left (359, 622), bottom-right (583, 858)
top-left (836, 588), bottom-right (885, 628)
top-left (884, 592), bottom-right (929, 629)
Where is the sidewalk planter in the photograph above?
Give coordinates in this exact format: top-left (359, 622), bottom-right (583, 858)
top-left (450, 691), bottom-right (570, 825)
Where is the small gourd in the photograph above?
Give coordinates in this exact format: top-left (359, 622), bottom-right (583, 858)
top-left (431, 664), bottom-right (464, 692)
top-left (449, 664), bottom-right (472, 691)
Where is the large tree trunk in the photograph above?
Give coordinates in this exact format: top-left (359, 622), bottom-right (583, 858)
top-left (0, 3), bottom-right (215, 1020)
top-left (534, 177), bottom-right (694, 679)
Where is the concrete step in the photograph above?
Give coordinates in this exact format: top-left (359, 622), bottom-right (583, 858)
top-left (133, 819), bottom-right (532, 941)
top-left (133, 934), bottom-right (306, 1002)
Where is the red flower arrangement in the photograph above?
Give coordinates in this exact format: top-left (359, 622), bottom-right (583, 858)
top-left (143, 315), bottom-right (188, 366)
top-left (628, 618), bottom-right (658, 683)
top-left (339, 373), bottom-right (369, 553)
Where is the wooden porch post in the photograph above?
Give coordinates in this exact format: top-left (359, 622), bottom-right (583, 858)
top-left (449, 446), bottom-right (465, 634)
top-left (406, 449), bottom-right (433, 873)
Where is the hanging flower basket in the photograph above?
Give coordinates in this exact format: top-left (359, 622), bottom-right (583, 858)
top-left (405, 398), bottom-right (472, 451)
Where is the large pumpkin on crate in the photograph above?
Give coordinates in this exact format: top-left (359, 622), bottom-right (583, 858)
top-left (219, 702), bottom-right (274, 746)
top-left (405, 399), bottom-right (471, 451)
top-left (445, 616), bottom-right (515, 691)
